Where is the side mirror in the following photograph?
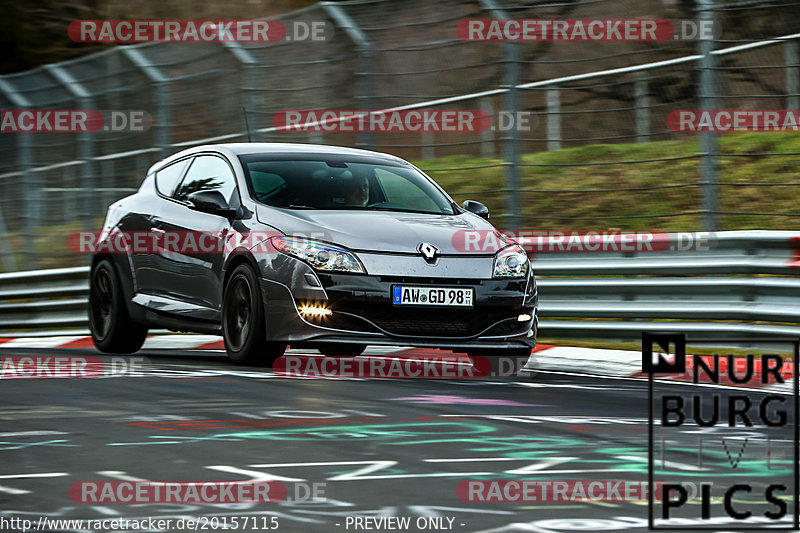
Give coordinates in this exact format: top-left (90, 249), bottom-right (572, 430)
top-left (462, 200), bottom-right (489, 219)
top-left (186, 190), bottom-right (236, 218)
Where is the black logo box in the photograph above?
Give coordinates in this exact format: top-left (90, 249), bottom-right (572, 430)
top-left (643, 333), bottom-right (799, 531)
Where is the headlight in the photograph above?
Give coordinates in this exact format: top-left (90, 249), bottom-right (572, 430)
top-left (493, 244), bottom-right (529, 278)
top-left (269, 236), bottom-right (365, 274)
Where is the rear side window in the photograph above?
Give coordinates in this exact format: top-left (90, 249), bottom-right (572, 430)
top-left (155, 159), bottom-right (190, 196)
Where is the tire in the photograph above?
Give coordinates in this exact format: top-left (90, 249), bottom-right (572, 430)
top-left (222, 264), bottom-right (286, 366)
top-left (316, 343), bottom-right (367, 357)
top-left (89, 259), bottom-right (148, 354)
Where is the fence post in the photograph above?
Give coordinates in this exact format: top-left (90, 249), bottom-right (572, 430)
top-left (421, 131), bottom-right (435, 160)
top-left (222, 41), bottom-right (260, 142)
top-left (698, 0), bottom-right (718, 232)
top-left (0, 78), bottom-right (34, 270)
top-left (786, 39), bottom-right (799, 110)
top-left (546, 87), bottom-right (561, 151)
top-left (479, 97), bottom-right (495, 158)
top-left (634, 72), bottom-right (650, 143)
top-left (479, 0), bottom-right (521, 228)
top-left (45, 65), bottom-right (95, 240)
top-left (0, 201), bottom-right (14, 272)
top-left (20, 138), bottom-right (35, 270)
top-left (122, 48), bottom-right (171, 158)
top-left (321, 3), bottom-right (374, 150)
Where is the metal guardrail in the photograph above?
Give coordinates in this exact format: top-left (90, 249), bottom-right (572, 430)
top-left (1, 231), bottom-right (798, 340)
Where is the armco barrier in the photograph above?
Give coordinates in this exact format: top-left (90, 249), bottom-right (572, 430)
top-left (1, 231), bottom-right (798, 340)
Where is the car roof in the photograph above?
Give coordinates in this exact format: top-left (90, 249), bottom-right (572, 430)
top-left (217, 143), bottom-right (401, 159)
top-left (152, 143), bottom-right (408, 173)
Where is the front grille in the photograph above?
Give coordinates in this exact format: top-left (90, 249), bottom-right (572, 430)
top-left (331, 302), bottom-right (518, 337)
top-left (378, 276), bottom-right (485, 285)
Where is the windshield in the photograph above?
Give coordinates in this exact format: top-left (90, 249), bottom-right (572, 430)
top-left (238, 156), bottom-right (456, 215)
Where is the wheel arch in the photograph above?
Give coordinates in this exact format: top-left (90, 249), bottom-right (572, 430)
top-left (222, 250), bottom-right (262, 293)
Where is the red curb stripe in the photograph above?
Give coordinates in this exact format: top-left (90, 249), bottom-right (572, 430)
top-left (629, 354), bottom-right (792, 388)
top-left (193, 340), bottom-right (225, 350)
top-left (59, 337), bottom-right (97, 349)
top-left (789, 236), bottom-right (800, 267)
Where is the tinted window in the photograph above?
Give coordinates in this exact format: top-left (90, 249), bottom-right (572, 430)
top-left (239, 158), bottom-right (454, 215)
top-left (376, 168), bottom-right (442, 213)
top-left (173, 155), bottom-right (238, 207)
top-left (155, 159), bottom-right (189, 196)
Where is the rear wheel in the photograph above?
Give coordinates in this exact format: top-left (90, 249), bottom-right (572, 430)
top-left (316, 343), bottom-right (367, 357)
top-left (223, 264), bottom-right (286, 366)
top-left (89, 259), bottom-right (148, 354)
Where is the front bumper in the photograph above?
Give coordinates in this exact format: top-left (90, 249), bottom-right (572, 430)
top-left (258, 269), bottom-right (537, 351)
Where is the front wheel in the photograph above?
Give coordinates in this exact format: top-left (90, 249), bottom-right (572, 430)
top-left (222, 264), bottom-right (286, 366)
top-left (89, 259), bottom-right (148, 354)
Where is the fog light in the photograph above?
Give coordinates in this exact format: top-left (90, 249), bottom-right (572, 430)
top-left (300, 306), bottom-right (332, 317)
top-left (517, 313), bottom-right (532, 322)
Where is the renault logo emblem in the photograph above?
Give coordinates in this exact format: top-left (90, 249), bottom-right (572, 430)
top-left (418, 242), bottom-right (438, 263)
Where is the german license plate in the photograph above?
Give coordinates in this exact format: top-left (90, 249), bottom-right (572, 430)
top-left (392, 286), bottom-right (474, 307)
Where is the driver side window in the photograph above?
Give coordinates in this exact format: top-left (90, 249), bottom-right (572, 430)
top-left (173, 155), bottom-right (239, 208)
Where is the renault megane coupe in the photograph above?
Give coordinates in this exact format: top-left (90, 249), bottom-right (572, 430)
top-left (88, 143), bottom-right (538, 365)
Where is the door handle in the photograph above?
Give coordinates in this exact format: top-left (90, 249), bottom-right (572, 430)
top-left (150, 228), bottom-right (166, 249)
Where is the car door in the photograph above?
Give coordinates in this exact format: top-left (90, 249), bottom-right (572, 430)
top-left (149, 153), bottom-right (241, 314)
top-left (130, 157), bottom-right (191, 296)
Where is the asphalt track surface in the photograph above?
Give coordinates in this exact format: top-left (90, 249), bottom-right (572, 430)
top-left (0, 346), bottom-right (794, 533)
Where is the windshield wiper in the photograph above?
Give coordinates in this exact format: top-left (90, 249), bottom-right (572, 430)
top-left (286, 204), bottom-right (315, 209)
top-left (361, 206), bottom-right (451, 215)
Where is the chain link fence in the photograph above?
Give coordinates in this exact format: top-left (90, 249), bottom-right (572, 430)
top-left (0, 0), bottom-right (799, 271)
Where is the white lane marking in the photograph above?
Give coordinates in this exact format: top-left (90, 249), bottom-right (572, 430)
top-left (241, 461), bottom-right (495, 481)
top-left (0, 472), bottom-right (69, 496)
top-left (206, 465), bottom-right (303, 482)
top-left (616, 454), bottom-right (711, 471)
top-left (0, 486), bottom-right (29, 495)
top-left (0, 336), bottom-right (87, 348)
top-left (0, 430), bottom-right (68, 437)
top-left (141, 335), bottom-right (222, 349)
top-left (526, 369), bottom-right (796, 395)
top-left (0, 472), bottom-right (68, 479)
top-left (96, 470), bottom-right (147, 481)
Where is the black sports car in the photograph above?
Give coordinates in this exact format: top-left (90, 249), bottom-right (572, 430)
top-left (88, 143), bottom-right (537, 365)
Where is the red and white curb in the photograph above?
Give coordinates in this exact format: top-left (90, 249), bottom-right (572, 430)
top-left (527, 345), bottom-right (793, 394)
top-left (0, 335), bottom-right (792, 392)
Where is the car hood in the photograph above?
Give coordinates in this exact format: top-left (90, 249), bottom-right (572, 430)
top-left (255, 205), bottom-right (503, 255)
